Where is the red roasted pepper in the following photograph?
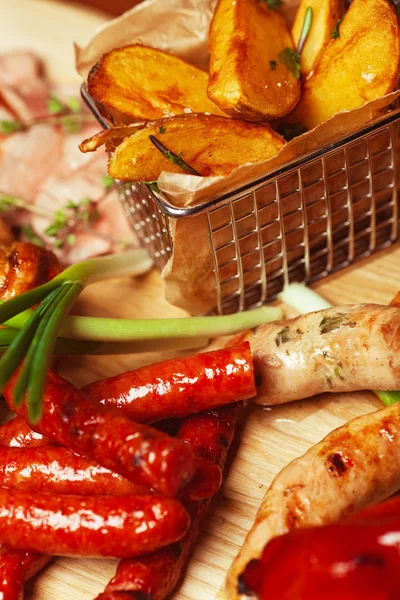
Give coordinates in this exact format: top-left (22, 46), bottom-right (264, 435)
top-left (239, 495), bottom-right (400, 600)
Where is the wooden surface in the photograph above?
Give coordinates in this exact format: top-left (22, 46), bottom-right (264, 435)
top-left (3, 2), bottom-right (400, 598)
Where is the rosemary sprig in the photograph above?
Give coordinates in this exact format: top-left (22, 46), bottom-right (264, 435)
top-left (297, 7), bottom-right (313, 54)
top-left (278, 48), bottom-right (301, 80)
top-left (149, 136), bottom-right (201, 176)
top-left (332, 16), bottom-right (343, 39)
top-left (261, 0), bottom-right (282, 10)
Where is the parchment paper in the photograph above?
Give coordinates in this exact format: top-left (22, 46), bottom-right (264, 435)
top-left (76, 0), bottom-right (400, 314)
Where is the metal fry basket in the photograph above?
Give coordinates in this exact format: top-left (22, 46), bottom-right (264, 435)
top-left (82, 86), bottom-right (400, 315)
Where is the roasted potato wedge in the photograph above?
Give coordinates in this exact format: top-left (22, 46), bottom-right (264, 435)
top-left (207, 0), bottom-right (301, 121)
top-left (106, 114), bottom-right (285, 181)
top-left (285, 0), bottom-right (400, 130)
top-left (291, 0), bottom-right (344, 77)
top-left (88, 44), bottom-right (224, 122)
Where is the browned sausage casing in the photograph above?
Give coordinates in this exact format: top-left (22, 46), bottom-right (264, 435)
top-left (226, 401), bottom-right (400, 599)
top-left (0, 416), bottom-right (52, 448)
top-left (251, 304), bottom-right (400, 405)
top-left (4, 368), bottom-right (196, 497)
top-left (0, 446), bottom-right (148, 496)
top-left (82, 342), bottom-right (255, 422)
top-left (0, 487), bottom-right (190, 558)
top-left (97, 405), bottom-right (240, 600)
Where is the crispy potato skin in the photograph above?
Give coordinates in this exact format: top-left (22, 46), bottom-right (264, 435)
top-left (207, 0), bottom-right (301, 121)
top-left (107, 114), bottom-right (285, 181)
top-left (291, 0), bottom-right (344, 77)
top-left (88, 44), bottom-right (224, 122)
top-left (285, 0), bottom-right (400, 130)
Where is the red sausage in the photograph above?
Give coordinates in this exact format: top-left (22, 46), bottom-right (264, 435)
top-left (82, 343), bottom-right (255, 422)
top-left (0, 446), bottom-right (148, 496)
top-left (97, 405), bottom-right (240, 600)
top-left (0, 487), bottom-right (190, 558)
top-left (238, 496), bottom-right (400, 600)
top-left (4, 368), bottom-right (196, 497)
top-left (0, 547), bottom-right (50, 600)
top-left (0, 417), bottom-right (52, 448)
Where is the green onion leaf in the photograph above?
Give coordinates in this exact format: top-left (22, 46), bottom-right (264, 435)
top-left (47, 96), bottom-right (65, 115)
top-left (27, 282), bottom-right (83, 422)
top-left (297, 7), bottom-right (313, 54)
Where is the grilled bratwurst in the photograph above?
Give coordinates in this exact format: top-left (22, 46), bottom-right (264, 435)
top-left (251, 304), bottom-right (400, 405)
top-left (226, 400), bottom-right (400, 599)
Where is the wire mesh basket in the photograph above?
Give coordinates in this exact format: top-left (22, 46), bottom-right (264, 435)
top-left (82, 85), bottom-right (400, 315)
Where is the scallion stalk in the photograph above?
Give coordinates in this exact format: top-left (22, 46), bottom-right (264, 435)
top-left (0, 248), bottom-right (283, 420)
top-left (280, 283), bottom-right (400, 407)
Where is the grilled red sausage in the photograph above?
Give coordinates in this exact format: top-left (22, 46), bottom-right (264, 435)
top-left (82, 343), bottom-right (255, 422)
top-left (96, 405), bottom-right (239, 600)
top-left (238, 495), bottom-right (400, 600)
top-left (4, 368), bottom-right (196, 497)
top-left (0, 547), bottom-right (50, 600)
top-left (0, 416), bottom-right (52, 448)
top-left (0, 487), bottom-right (190, 558)
top-left (0, 446), bottom-right (148, 496)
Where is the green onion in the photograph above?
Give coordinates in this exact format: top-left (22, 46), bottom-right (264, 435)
top-left (297, 7), bottom-right (313, 54)
top-left (280, 283), bottom-right (400, 407)
top-left (0, 247), bottom-right (283, 420)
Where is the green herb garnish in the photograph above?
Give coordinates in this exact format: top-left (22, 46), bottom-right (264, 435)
top-left (332, 16), bottom-right (343, 39)
top-left (149, 136), bottom-right (201, 176)
top-left (145, 181), bottom-right (161, 193)
top-left (297, 7), bottom-right (313, 54)
top-left (319, 314), bottom-right (345, 334)
top-left (158, 125), bottom-right (166, 134)
top-left (102, 174), bottom-right (115, 190)
top-left (275, 326), bottom-right (291, 346)
top-left (278, 48), bottom-right (301, 79)
top-left (269, 60), bottom-right (277, 71)
top-left (0, 120), bottom-right (24, 135)
top-left (262, 0), bottom-right (282, 9)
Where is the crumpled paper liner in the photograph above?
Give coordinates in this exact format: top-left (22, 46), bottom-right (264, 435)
top-left (76, 0), bottom-right (400, 315)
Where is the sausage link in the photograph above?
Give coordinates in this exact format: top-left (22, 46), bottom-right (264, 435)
top-left (0, 446), bottom-right (148, 496)
top-left (0, 487), bottom-right (190, 558)
top-left (0, 548), bottom-right (50, 600)
top-left (226, 401), bottom-right (400, 599)
top-left (96, 405), bottom-right (240, 600)
top-left (251, 304), bottom-right (400, 405)
top-left (4, 368), bottom-right (196, 497)
top-left (0, 241), bottom-right (60, 301)
top-left (82, 343), bottom-right (255, 422)
top-left (0, 416), bottom-right (52, 448)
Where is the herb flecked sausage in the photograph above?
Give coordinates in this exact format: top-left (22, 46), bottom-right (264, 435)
top-left (4, 368), bottom-right (196, 497)
top-left (251, 304), bottom-right (400, 405)
top-left (226, 401), bottom-right (400, 599)
top-left (0, 488), bottom-right (190, 558)
top-left (82, 342), bottom-right (255, 421)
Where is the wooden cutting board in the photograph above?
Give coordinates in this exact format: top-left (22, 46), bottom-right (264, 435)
top-left (3, 2), bottom-right (400, 598)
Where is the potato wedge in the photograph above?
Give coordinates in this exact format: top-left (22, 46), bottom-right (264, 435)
top-left (284, 0), bottom-right (400, 131)
top-left (291, 0), bottom-right (344, 76)
top-left (88, 44), bottom-right (224, 122)
top-left (107, 114), bottom-right (285, 181)
top-left (207, 0), bottom-right (301, 121)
